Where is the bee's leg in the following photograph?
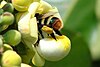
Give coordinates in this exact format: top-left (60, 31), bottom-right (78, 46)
top-left (54, 29), bottom-right (62, 36)
top-left (47, 34), bottom-right (50, 36)
top-left (38, 29), bottom-right (44, 38)
top-left (50, 33), bottom-right (56, 40)
top-left (38, 23), bottom-right (44, 38)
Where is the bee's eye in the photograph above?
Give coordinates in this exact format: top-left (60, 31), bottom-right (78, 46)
top-left (50, 17), bottom-right (57, 24)
top-left (49, 17), bottom-right (62, 30)
top-left (50, 18), bottom-right (55, 24)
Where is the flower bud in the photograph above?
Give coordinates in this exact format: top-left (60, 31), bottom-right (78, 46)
top-left (36, 35), bottom-right (71, 61)
top-left (3, 30), bottom-right (21, 46)
top-left (0, 12), bottom-right (14, 25)
top-left (2, 3), bottom-right (14, 13)
top-left (11, 0), bottom-right (34, 11)
top-left (3, 44), bottom-right (13, 52)
top-left (2, 50), bottom-right (22, 67)
top-left (0, 25), bottom-right (9, 32)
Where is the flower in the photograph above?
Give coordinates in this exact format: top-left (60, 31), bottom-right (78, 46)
top-left (36, 35), bottom-right (71, 61)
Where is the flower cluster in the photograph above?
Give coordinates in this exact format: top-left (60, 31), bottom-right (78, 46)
top-left (0, 0), bottom-right (71, 67)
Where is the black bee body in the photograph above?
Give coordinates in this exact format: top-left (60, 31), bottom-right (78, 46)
top-left (35, 12), bottom-right (62, 40)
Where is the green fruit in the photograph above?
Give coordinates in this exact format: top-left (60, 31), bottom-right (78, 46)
top-left (2, 50), bottom-right (22, 67)
top-left (12, 0), bottom-right (34, 11)
top-left (3, 30), bottom-right (21, 46)
top-left (0, 12), bottom-right (14, 25)
top-left (2, 3), bottom-right (14, 13)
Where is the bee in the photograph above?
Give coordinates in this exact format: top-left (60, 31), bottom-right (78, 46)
top-left (35, 11), bottom-right (63, 40)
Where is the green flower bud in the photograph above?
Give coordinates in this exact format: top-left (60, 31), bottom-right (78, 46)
top-left (0, 25), bottom-right (9, 33)
top-left (3, 30), bottom-right (21, 46)
top-left (2, 50), bottom-right (22, 67)
top-left (2, 3), bottom-right (14, 13)
top-left (36, 35), bottom-right (71, 61)
top-left (0, 12), bottom-right (14, 25)
top-left (3, 44), bottom-right (13, 52)
top-left (11, 0), bottom-right (34, 11)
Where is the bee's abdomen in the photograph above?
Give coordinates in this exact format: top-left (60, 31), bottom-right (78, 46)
top-left (52, 18), bottom-right (62, 30)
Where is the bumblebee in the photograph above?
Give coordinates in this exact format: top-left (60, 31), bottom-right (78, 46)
top-left (35, 11), bottom-right (63, 40)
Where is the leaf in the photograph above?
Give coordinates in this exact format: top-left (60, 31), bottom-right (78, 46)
top-left (62, 0), bottom-right (100, 60)
top-left (63, 0), bottom-right (97, 44)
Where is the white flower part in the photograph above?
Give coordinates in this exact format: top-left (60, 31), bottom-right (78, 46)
top-left (18, 13), bottom-right (31, 35)
top-left (36, 35), bottom-right (71, 61)
top-left (0, 0), bottom-right (7, 8)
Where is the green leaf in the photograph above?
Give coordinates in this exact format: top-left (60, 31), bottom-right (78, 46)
top-left (63, 0), bottom-right (97, 43)
top-left (62, 0), bottom-right (100, 60)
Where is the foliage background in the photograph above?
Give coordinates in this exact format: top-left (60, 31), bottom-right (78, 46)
top-left (44, 0), bottom-right (100, 67)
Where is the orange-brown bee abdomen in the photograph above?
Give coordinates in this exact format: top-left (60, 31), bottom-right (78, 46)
top-left (52, 18), bottom-right (62, 30)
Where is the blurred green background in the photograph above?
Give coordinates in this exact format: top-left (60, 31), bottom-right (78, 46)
top-left (44, 0), bottom-right (100, 67)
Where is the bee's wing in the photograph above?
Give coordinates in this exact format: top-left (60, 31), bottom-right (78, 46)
top-left (41, 12), bottom-right (58, 19)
